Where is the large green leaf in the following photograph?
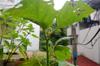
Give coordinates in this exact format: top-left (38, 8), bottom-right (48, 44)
top-left (5, 0), bottom-right (55, 29)
top-left (56, 0), bottom-right (94, 28)
top-left (4, 0), bottom-right (94, 29)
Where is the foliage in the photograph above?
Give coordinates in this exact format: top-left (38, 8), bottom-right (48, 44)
top-left (50, 28), bottom-right (68, 46)
top-left (20, 45), bottom-right (72, 66)
top-left (2, 0), bottom-right (94, 66)
top-left (40, 28), bottom-right (68, 51)
top-left (4, 0), bottom-right (55, 29)
top-left (39, 26), bottom-right (72, 66)
top-left (20, 54), bottom-right (58, 66)
top-left (55, 37), bottom-right (69, 46)
top-left (54, 45), bottom-right (71, 61)
top-left (4, 0), bottom-right (94, 29)
top-left (0, 16), bottom-right (37, 61)
top-left (56, 0), bottom-right (94, 28)
top-left (20, 56), bottom-right (46, 66)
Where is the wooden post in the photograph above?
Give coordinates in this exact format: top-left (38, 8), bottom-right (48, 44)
top-left (71, 25), bottom-right (78, 66)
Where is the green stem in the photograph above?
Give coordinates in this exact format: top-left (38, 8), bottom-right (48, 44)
top-left (7, 37), bottom-right (14, 60)
top-left (46, 38), bottom-right (49, 66)
top-left (44, 30), bottom-right (49, 66)
top-left (7, 33), bottom-right (29, 61)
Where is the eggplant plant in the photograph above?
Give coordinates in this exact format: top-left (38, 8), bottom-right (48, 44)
top-left (20, 26), bottom-right (72, 66)
top-left (40, 27), bottom-right (72, 66)
top-left (2, 0), bottom-right (94, 66)
top-left (0, 16), bottom-right (38, 66)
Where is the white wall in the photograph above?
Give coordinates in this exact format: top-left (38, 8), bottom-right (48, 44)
top-left (67, 10), bottom-right (100, 64)
top-left (77, 10), bottom-right (100, 64)
top-left (78, 26), bottom-right (100, 64)
top-left (67, 25), bottom-right (100, 64)
top-left (0, 0), bottom-right (20, 9)
top-left (27, 22), bottom-right (40, 51)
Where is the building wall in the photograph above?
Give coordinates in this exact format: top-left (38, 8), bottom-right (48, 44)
top-left (77, 26), bottom-right (100, 64)
top-left (77, 10), bottom-right (100, 64)
top-left (67, 11), bottom-right (100, 64)
top-left (27, 22), bottom-right (40, 51)
top-left (0, 0), bottom-right (20, 9)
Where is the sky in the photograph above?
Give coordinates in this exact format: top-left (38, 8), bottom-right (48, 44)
top-left (54, 0), bottom-right (78, 10)
top-left (44, 0), bottom-right (68, 10)
top-left (54, 0), bottom-right (68, 10)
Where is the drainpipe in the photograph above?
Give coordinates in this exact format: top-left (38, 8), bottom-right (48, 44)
top-left (71, 25), bottom-right (78, 66)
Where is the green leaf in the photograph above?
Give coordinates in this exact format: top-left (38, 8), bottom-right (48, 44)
top-left (3, 40), bottom-right (16, 50)
top-left (10, 43), bottom-right (16, 50)
top-left (10, 30), bottom-right (18, 38)
top-left (31, 34), bottom-right (38, 38)
top-left (56, 0), bottom-right (94, 28)
top-left (27, 24), bottom-right (34, 32)
top-left (54, 45), bottom-right (71, 61)
top-left (20, 56), bottom-right (46, 66)
top-left (6, 22), bottom-right (16, 28)
top-left (0, 34), bottom-right (10, 39)
top-left (22, 32), bottom-right (27, 36)
top-left (55, 37), bottom-right (68, 46)
top-left (5, 0), bottom-right (55, 29)
top-left (20, 35), bottom-right (30, 45)
top-left (4, 0), bottom-right (94, 29)
top-left (19, 46), bottom-right (27, 58)
top-left (3, 40), bottom-right (10, 49)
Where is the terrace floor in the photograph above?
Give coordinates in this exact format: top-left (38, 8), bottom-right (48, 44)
top-left (77, 55), bottom-right (100, 66)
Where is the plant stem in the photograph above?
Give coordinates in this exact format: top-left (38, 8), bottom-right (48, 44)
top-left (44, 30), bottom-right (49, 66)
top-left (7, 33), bottom-right (29, 61)
top-left (7, 21), bottom-right (30, 60)
top-left (46, 38), bottom-right (49, 66)
top-left (6, 37), bottom-right (14, 61)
